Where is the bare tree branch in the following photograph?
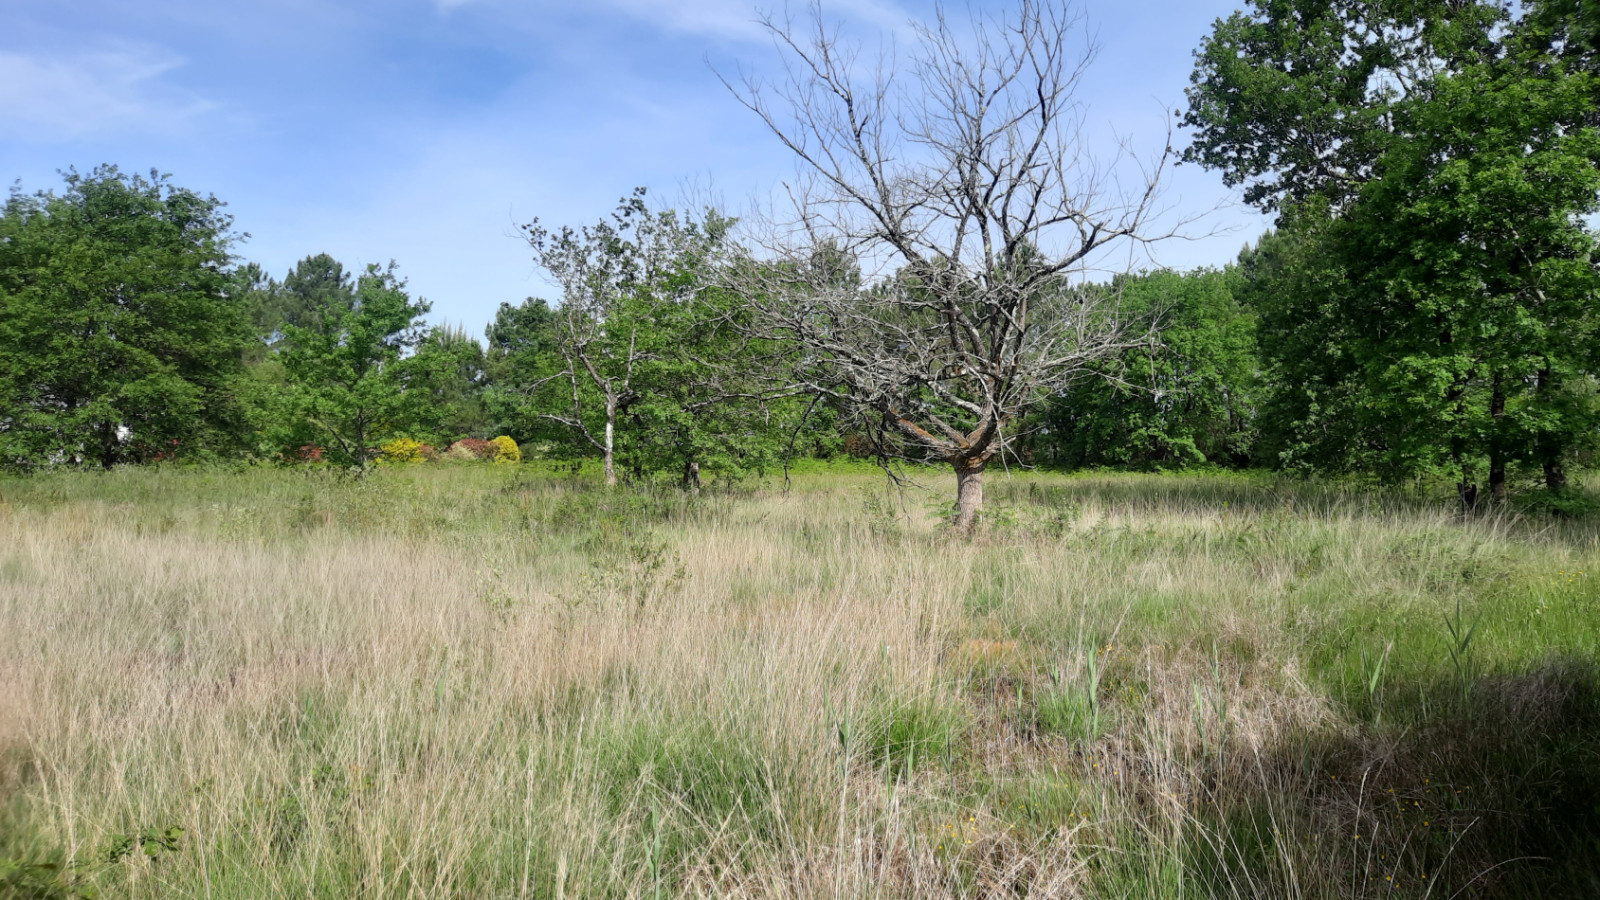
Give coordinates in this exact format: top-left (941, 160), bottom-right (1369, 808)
top-left (719, 0), bottom-right (1191, 528)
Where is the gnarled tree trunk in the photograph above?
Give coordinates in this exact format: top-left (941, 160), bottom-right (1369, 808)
top-left (954, 458), bottom-right (986, 531)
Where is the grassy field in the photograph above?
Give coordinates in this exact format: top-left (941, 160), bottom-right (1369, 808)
top-left (2, 465), bottom-right (1599, 899)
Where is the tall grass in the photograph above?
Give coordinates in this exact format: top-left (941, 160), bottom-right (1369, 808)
top-left (1, 465), bottom-right (1598, 898)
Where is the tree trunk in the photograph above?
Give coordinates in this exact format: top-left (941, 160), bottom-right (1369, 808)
top-left (1535, 366), bottom-right (1568, 492)
top-left (683, 460), bottom-right (701, 492)
top-left (1488, 464), bottom-right (1506, 503)
top-left (1545, 460), bottom-right (1568, 492)
top-left (603, 399), bottom-right (617, 487)
top-left (98, 422), bottom-right (117, 470)
top-left (1489, 376), bottom-right (1507, 503)
top-left (954, 459), bottom-right (985, 531)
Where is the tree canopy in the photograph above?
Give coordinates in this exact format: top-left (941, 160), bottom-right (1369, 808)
top-left (1185, 0), bottom-right (1600, 500)
top-left (0, 166), bottom-right (247, 470)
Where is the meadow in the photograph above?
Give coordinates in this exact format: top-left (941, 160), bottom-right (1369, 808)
top-left (2, 464), bottom-right (1599, 899)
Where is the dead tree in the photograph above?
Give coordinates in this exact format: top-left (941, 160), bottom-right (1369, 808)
top-left (722, 0), bottom-right (1185, 529)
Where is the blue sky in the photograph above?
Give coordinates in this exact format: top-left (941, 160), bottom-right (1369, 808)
top-left (2, 0), bottom-right (1272, 335)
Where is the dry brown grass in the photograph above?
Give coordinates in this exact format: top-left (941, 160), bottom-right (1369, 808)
top-left (1, 466), bottom-right (1598, 898)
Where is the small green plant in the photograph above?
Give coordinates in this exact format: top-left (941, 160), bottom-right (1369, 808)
top-left (863, 698), bottom-right (967, 774)
top-left (0, 858), bottom-right (94, 900)
top-left (1360, 641), bottom-right (1392, 724)
top-left (859, 486), bottom-right (902, 539)
top-left (579, 523), bottom-right (686, 609)
top-left (1036, 648), bottom-right (1104, 742)
top-left (1443, 596), bottom-right (1483, 701)
top-left (103, 825), bottom-right (183, 865)
top-left (1191, 642), bottom-right (1230, 750)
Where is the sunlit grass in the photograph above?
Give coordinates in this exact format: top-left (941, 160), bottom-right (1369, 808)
top-left (1, 464), bottom-right (1597, 898)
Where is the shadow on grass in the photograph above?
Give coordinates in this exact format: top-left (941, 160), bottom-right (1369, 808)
top-left (987, 472), bottom-right (1600, 548)
top-left (1186, 657), bottom-right (1600, 899)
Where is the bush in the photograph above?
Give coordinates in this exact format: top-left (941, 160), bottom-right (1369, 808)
top-left (490, 436), bottom-right (521, 464)
top-left (379, 437), bottom-right (427, 464)
top-left (446, 438), bottom-right (496, 461)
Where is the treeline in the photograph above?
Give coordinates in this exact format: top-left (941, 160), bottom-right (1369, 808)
top-left (1, 165), bottom-right (1595, 497)
top-left (0, 173), bottom-right (826, 485)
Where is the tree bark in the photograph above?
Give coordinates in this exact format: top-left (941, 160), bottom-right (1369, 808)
top-left (954, 459), bottom-right (986, 532)
top-left (682, 460), bottom-right (701, 492)
top-left (603, 398), bottom-right (617, 487)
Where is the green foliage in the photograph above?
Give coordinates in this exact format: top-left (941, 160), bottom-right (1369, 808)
top-left (0, 166), bottom-right (248, 471)
top-left (1034, 653), bottom-right (1105, 742)
top-left (482, 296), bottom-right (567, 448)
top-left (1190, 1), bottom-right (1600, 497)
top-left (506, 191), bottom-right (800, 486)
top-left (271, 261), bottom-right (432, 468)
top-left (406, 323), bottom-right (490, 444)
top-left (1039, 268), bottom-right (1258, 470)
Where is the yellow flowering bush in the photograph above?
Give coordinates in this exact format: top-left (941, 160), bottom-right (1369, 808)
top-left (489, 435), bottom-right (521, 464)
top-left (379, 437), bottom-right (427, 464)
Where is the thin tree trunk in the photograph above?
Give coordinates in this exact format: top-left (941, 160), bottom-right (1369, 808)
top-left (1536, 365), bottom-right (1568, 492)
top-left (683, 460), bottom-right (701, 492)
top-left (1489, 376), bottom-right (1507, 503)
top-left (603, 400), bottom-right (617, 487)
top-left (954, 459), bottom-right (985, 531)
top-left (99, 422), bottom-right (117, 470)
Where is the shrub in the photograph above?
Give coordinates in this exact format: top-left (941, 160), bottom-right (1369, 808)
top-left (447, 438), bottom-right (496, 461)
top-left (379, 437), bottom-right (427, 464)
top-left (290, 444), bottom-right (324, 463)
top-left (490, 436), bottom-right (521, 464)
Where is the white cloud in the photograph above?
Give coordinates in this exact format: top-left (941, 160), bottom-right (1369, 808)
top-left (0, 44), bottom-right (212, 142)
top-left (433, 0), bottom-right (910, 42)
top-left (604, 0), bottom-right (914, 40)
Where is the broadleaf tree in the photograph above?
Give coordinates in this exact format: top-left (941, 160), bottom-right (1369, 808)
top-left (0, 166), bottom-right (247, 470)
top-left (1038, 268), bottom-right (1258, 470)
top-left (1184, 0), bottom-right (1600, 501)
top-left (521, 191), bottom-right (787, 487)
top-left (276, 261), bottom-right (432, 468)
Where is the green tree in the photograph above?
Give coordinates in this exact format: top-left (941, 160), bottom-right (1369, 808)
top-left (276, 262), bottom-right (431, 468)
top-left (615, 280), bottom-right (801, 489)
top-left (408, 323), bottom-right (490, 445)
top-left (522, 191), bottom-right (789, 487)
top-left (1040, 268), bottom-right (1258, 470)
top-left (0, 166), bottom-right (247, 470)
top-left (482, 297), bottom-right (570, 452)
top-left (252, 254), bottom-right (358, 351)
top-left (1185, 0), bottom-right (1600, 500)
